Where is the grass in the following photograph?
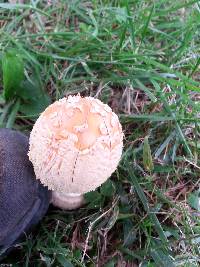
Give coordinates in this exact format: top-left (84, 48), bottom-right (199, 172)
top-left (0, 0), bottom-right (200, 266)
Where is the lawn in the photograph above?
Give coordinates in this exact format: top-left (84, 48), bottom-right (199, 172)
top-left (0, 0), bottom-right (200, 266)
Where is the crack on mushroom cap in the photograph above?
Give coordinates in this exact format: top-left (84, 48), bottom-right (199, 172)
top-left (29, 95), bottom-right (123, 194)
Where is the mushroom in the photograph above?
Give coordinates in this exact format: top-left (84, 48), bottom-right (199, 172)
top-left (0, 129), bottom-right (51, 259)
top-left (28, 95), bottom-right (123, 210)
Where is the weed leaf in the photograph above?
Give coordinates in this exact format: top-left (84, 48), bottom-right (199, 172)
top-left (143, 136), bottom-right (154, 172)
top-left (57, 254), bottom-right (74, 267)
top-left (188, 190), bottom-right (200, 211)
top-left (2, 50), bottom-right (24, 101)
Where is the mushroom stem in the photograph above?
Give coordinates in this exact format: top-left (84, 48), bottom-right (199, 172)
top-left (51, 191), bottom-right (85, 210)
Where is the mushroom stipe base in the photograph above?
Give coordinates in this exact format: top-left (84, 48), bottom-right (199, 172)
top-left (52, 192), bottom-right (85, 210)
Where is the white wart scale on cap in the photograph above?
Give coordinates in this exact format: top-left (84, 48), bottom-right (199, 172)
top-left (28, 95), bottom-right (123, 209)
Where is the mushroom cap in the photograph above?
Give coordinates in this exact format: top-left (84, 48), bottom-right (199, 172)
top-left (0, 129), bottom-right (51, 258)
top-left (29, 95), bottom-right (123, 194)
